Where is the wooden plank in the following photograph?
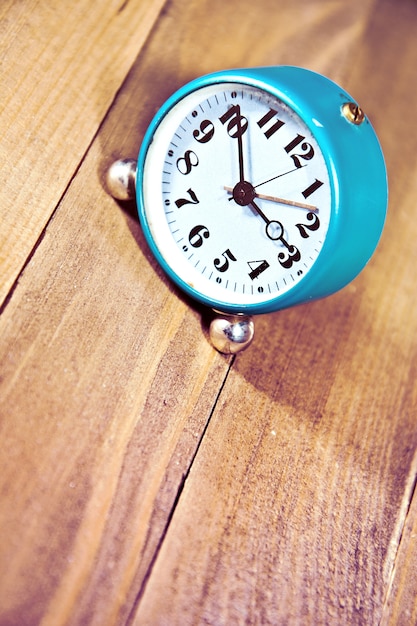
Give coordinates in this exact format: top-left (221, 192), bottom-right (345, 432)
top-left (130, 0), bottom-right (417, 624)
top-left (0, 3), bottom-right (236, 624)
top-left (0, 0), bottom-right (166, 306)
top-left (353, 3), bottom-right (417, 623)
top-left (3, 0), bottom-right (417, 624)
top-left (0, 70), bottom-right (231, 626)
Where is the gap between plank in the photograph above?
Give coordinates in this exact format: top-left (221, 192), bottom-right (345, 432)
top-left (126, 355), bottom-right (236, 624)
top-left (0, 0), bottom-right (170, 315)
top-left (379, 448), bottom-right (417, 624)
top-left (0, 51), bottom-right (133, 318)
top-left (0, 152), bottom-right (90, 317)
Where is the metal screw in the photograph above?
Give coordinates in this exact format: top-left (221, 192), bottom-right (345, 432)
top-left (342, 102), bottom-right (365, 125)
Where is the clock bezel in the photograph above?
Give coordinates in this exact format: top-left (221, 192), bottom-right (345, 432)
top-left (136, 66), bottom-right (387, 315)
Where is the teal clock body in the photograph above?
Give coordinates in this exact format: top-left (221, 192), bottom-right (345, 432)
top-left (135, 66), bottom-right (388, 316)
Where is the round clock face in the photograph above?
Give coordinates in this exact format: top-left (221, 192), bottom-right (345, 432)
top-left (141, 81), bottom-right (332, 310)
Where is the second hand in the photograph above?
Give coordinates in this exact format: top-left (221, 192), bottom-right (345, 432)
top-left (254, 165), bottom-right (306, 189)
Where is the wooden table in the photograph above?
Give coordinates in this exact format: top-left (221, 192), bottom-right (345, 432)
top-left (1, 1), bottom-right (417, 624)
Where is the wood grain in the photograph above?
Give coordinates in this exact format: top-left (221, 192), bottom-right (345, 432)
top-left (0, 47), bottom-right (231, 626)
top-left (0, 131), bottom-right (229, 626)
top-left (381, 481), bottom-right (417, 626)
top-left (131, 0), bottom-right (417, 624)
top-left (1, 0), bottom-right (417, 624)
top-left (0, 0), bottom-right (166, 306)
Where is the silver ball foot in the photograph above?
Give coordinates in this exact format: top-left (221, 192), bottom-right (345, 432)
top-left (106, 158), bottom-right (137, 201)
top-left (209, 312), bottom-right (254, 354)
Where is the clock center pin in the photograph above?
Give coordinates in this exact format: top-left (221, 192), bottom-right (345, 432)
top-left (232, 180), bottom-right (256, 206)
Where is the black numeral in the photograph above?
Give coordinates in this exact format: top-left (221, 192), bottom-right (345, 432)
top-left (219, 105), bottom-right (248, 138)
top-left (175, 188), bottom-right (199, 209)
top-left (284, 134), bottom-right (315, 168)
top-left (248, 259), bottom-right (270, 280)
top-left (188, 225), bottom-right (210, 248)
top-left (176, 150), bottom-right (199, 175)
top-left (302, 179), bottom-right (324, 199)
top-left (285, 134), bottom-right (305, 153)
top-left (278, 245), bottom-right (301, 269)
top-left (296, 212), bottom-right (320, 238)
top-left (193, 119), bottom-right (215, 144)
top-left (214, 248), bottom-right (237, 272)
top-left (257, 108), bottom-right (285, 138)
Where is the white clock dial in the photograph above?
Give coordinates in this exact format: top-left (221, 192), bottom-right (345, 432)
top-left (142, 82), bottom-right (331, 308)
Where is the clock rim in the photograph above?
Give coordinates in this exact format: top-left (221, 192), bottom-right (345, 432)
top-left (136, 66), bottom-right (387, 315)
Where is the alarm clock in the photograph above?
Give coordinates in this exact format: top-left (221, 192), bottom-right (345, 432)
top-left (106, 66), bottom-right (387, 353)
